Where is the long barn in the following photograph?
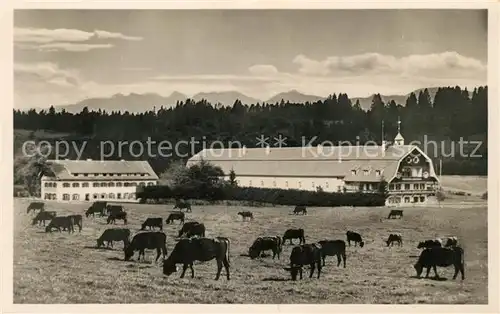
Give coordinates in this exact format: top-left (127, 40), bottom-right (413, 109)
top-left (187, 128), bottom-right (440, 206)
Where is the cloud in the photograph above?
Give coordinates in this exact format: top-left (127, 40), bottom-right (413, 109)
top-left (93, 30), bottom-right (142, 41)
top-left (292, 52), bottom-right (486, 79)
top-left (248, 64), bottom-right (279, 76)
top-left (14, 62), bottom-right (80, 86)
top-left (14, 27), bottom-right (93, 43)
top-left (17, 42), bottom-right (114, 52)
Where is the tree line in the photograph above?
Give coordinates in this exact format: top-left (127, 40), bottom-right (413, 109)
top-left (13, 85), bottom-right (488, 176)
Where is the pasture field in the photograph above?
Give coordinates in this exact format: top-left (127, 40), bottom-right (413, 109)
top-left (439, 175), bottom-right (487, 196)
top-left (14, 198), bottom-right (488, 304)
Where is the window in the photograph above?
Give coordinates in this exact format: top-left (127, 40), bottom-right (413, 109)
top-left (325, 182), bottom-right (329, 188)
top-left (117, 174), bottom-right (122, 177)
top-left (63, 194), bottom-right (70, 200)
top-left (298, 182), bottom-right (302, 188)
top-left (147, 182), bottom-right (154, 186)
top-left (63, 183), bottom-right (70, 188)
top-left (108, 182), bottom-right (115, 187)
top-left (261, 180), bottom-right (264, 187)
top-left (51, 193), bottom-right (57, 200)
top-left (124, 182), bottom-right (129, 187)
top-left (396, 184), bottom-right (401, 190)
top-left (413, 196), bottom-right (419, 203)
top-left (285, 181), bottom-right (289, 187)
top-left (124, 193), bottom-right (129, 199)
top-left (363, 170), bottom-right (369, 176)
top-left (129, 193), bottom-right (135, 199)
top-left (52, 183), bottom-right (57, 188)
top-left (93, 182), bottom-right (99, 187)
top-left (404, 184), bottom-right (410, 190)
top-left (389, 184), bottom-right (394, 191)
top-left (93, 193), bottom-right (99, 199)
top-left (312, 182), bottom-right (315, 188)
top-left (109, 193), bottom-right (115, 199)
top-left (72, 183), bottom-right (79, 188)
top-left (82, 183), bottom-right (89, 188)
top-left (72, 194), bottom-right (79, 200)
top-left (351, 170), bottom-right (357, 175)
top-left (116, 182), bottom-right (123, 187)
top-left (273, 181), bottom-right (276, 187)
top-left (249, 180), bottom-right (252, 186)
top-left (100, 182), bottom-right (107, 187)
top-left (84, 174), bottom-right (88, 177)
top-left (117, 193), bottom-right (122, 199)
top-left (375, 170), bottom-right (381, 176)
top-left (103, 173), bottom-right (108, 177)
top-left (139, 182), bottom-right (145, 187)
top-left (420, 196), bottom-right (425, 202)
top-left (404, 197), bottom-right (410, 203)
top-left (100, 193), bottom-right (106, 199)
top-left (44, 193), bottom-right (50, 199)
top-left (141, 173), bottom-right (146, 176)
top-left (44, 182), bottom-right (49, 187)
top-left (131, 182), bottom-right (137, 187)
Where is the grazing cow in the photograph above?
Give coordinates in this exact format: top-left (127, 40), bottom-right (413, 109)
top-left (106, 205), bottom-right (124, 216)
top-left (444, 236), bottom-right (459, 247)
top-left (162, 237), bottom-right (230, 280)
top-left (27, 202), bottom-right (45, 214)
top-left (417, 239), bottom-right (443, 249)
top-left (293, 205), bottom-right (307, 215)
top-left (45, 216), bottom-right (74, 233)
top-left (166, 211), bottom-right (185, 224)
top-left (248, 236), bottom-right (282, 259)
top-left (317, 240), bottom-right (346, 267)
top-left (282, 228), bottom-right (306, 245)
top-left (186, 223), bottom-right (206, 238)
top-left (346, 231), bottom-right (364, 247)
top-left (237, 211), bottom-right (254, 221)
top-left (124, 231), bottom-right (168, 262)
top-left (286, 243), bottom-right (323, 281)
top-left (386, 233), bottom-right (403, 247)
top-left (387, 209), bottom-right (403, 219)
top-left (173, 200), bottom-right (192, 212)
top-left (413, 246), bottom-right (465, 280)
top-left (85, 201), bottom-right (107, 217)
top-left (97, 228), bottom-right (131, 248)
top-left (32, 211), bottom-right (56, 226)
top-left (215, 236), bottom-right (231, 263)
top-left (141, 217), bottom-right (163, 231)
top-left (177, 221), bottom-right (202, 238)
top-left (107, 211), bottom-right (128, 225)
top-left (68, 214), bottom-right (83, 232)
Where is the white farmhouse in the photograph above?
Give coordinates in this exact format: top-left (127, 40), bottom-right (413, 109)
top-left (187, 128), bottom-right (440, 206)
top-left (41, 159), bottom-right (159, 202)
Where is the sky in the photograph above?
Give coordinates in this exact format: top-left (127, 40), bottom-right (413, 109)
top-left (14, 9), bottom-right (488, 109)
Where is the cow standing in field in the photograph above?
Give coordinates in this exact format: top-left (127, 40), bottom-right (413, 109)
top-left (106, 205), bottom-right (124, 216)
top-left (45, 216), bottom-right (74, 233)
top-left (166, 211), bottom-right (185, 224)
top-left (32, 211), bottom-right (56, 226)
top-left (317, 240), bottom-right (347, 267)
top-left (124, 231), bottom-right (168, 262)
top-left (141, 218), bottom-right (163, 231)
top-left (293, 205), bottom-right (307, 215)
top-left (444, 236), bottom-right (459, 247)
top-left (97, 228), bottom-right (131, 248)
top-left (27, 202), bottom-right (45, 214)
top-left (177, 221), bottom-right (205, 238)
top-left (238, 211), bottom-right (254, 221)
top-left (386, 233), bottom-right (403, 247)
top-left (162, 237), bottom-right (230, 280)
top-left (85, 201), bottom-right (107, 217)
top-left (387, 210), bottom-right (403, 219)
top-left (417, 239), bottom-right (443, 249)
top-left (107, 211), bottom-right (128, 225)
top-left (173, 200), bottom-right (192, 213)
top-left (68, 214), bottom-right (83, 232)
top-left (413, 246), bottom-right (465, 280)
top-left (285, 243), bottom-right (323, 281)
top-left (346, 231), bottom-right (364, 247)
top-left (282, 228), bottom-right (306, 245)
top-left (248, 236), bottom-right (282, 259)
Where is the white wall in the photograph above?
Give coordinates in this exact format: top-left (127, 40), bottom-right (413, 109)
top-left (227, 175), bottom-right (345, 192)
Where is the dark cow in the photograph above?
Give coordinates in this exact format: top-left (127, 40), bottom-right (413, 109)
top-left (282, 228), bottom-right (306, 245)
top-left (166, 211), bottom-right (185, 224)
top-left (387, 209), bottom-right (403, 219)
top-left (97, 228), bottom-right (131, 248)
top-left (45, 216), bottom-right (74, 233)
top-left (444, 236), bottom-right (459, 247)
top-left (68, 214), bottom-right (83, 232)
top-left (27, 202), bottom-right (45, 214)
top-left (317, 240), bottom-right (346, 267)
top-left (186, 223), bottom-right (206, 238)
top-left (248, 236), bottom-right (282, 259)
top-left (32, 211), bottom-right (56, 226)
top-left (237, 211), bottom-right (254, 221)
top-left (177, 221), bottom-right (203, 238)
top-left (124, 231), bottom-right (168, 262)
top-left (417, 239), bottom-right (443, 249)
top-left (413, 246), bottom-right (465, 280)
top-left (346, 231), bottom-right (364, 247)
top-left (173, 200), bottom-right (192, 212)
top-left (141, 217), bottom-right (163, 231)
top-left (293, 205), bottom-right (307, 215)
top-left (85, 201), bottom-right (107, 217)
top-left (285, 243), bottom-right (323, 281)
top-left (215, 236), bottom-right (231, 263)
top-left (106, 205), bottom-right (124, 216)
top-left (162, 237), bottom-right (230, 280)
top-left (386, 233), bottom-right (403, 247)
top-left (107, 211), bottom-right (128, 225)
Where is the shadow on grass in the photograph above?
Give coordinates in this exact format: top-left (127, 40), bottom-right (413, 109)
top-left (82, 245), bottom-right (114, 251)
top-left (409, 275), bottom-right (448, 281)
top-left (262, 277), bottom-right (290, 282)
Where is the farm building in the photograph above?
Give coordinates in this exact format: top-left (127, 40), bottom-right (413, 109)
top-left (40, 159), bottom-right (158, 202)
top-left (187, 126), bottom-right (440, 206)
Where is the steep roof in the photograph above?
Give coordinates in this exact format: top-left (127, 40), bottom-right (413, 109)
top-left (187, 145), bottom-right (418, 182)
top-left (44, 159), bottom-right (159, 181)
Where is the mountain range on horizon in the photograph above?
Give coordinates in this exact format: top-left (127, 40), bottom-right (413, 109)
top-left (45, 86), bottom-right (476, 114)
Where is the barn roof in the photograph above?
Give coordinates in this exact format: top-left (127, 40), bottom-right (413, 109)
top-left (43, 159), bottom-right (159, 181)
top-left (187, 145), bottom-right (420, 182)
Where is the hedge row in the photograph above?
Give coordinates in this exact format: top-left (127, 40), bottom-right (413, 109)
top-left (136, 185), bottom-right (387, 207)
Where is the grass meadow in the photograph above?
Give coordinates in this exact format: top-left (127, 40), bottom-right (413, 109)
top-left (13, 194), bottom-right (488, 304)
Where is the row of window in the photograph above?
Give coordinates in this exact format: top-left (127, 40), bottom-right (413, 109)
top-left (44, 181), bottom-right (156, 188)
top-left (44, 192), bottom-right (136, 201)
top-left (387, 196), bottom-right (427, 204)
top-left (351, 169), bottom-right (382, 176)
top-left (389, 183), bottom-right (429, 191)
top-left (244, 179), bottom-right (341, 191)
top-left (72, 173), bottom-right (148, 177)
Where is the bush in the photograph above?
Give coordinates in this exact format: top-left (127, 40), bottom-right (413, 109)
top-left (436, 190), bottom-right (446, 202)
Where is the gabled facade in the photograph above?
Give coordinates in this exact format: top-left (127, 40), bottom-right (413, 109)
top-left (187, 130), bottom-right (440, 206)
top-left (40, 159), bottom-right (159, 202)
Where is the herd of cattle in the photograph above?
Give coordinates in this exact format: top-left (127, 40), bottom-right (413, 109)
top-left (26, 202), bottom-right (465, 282)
